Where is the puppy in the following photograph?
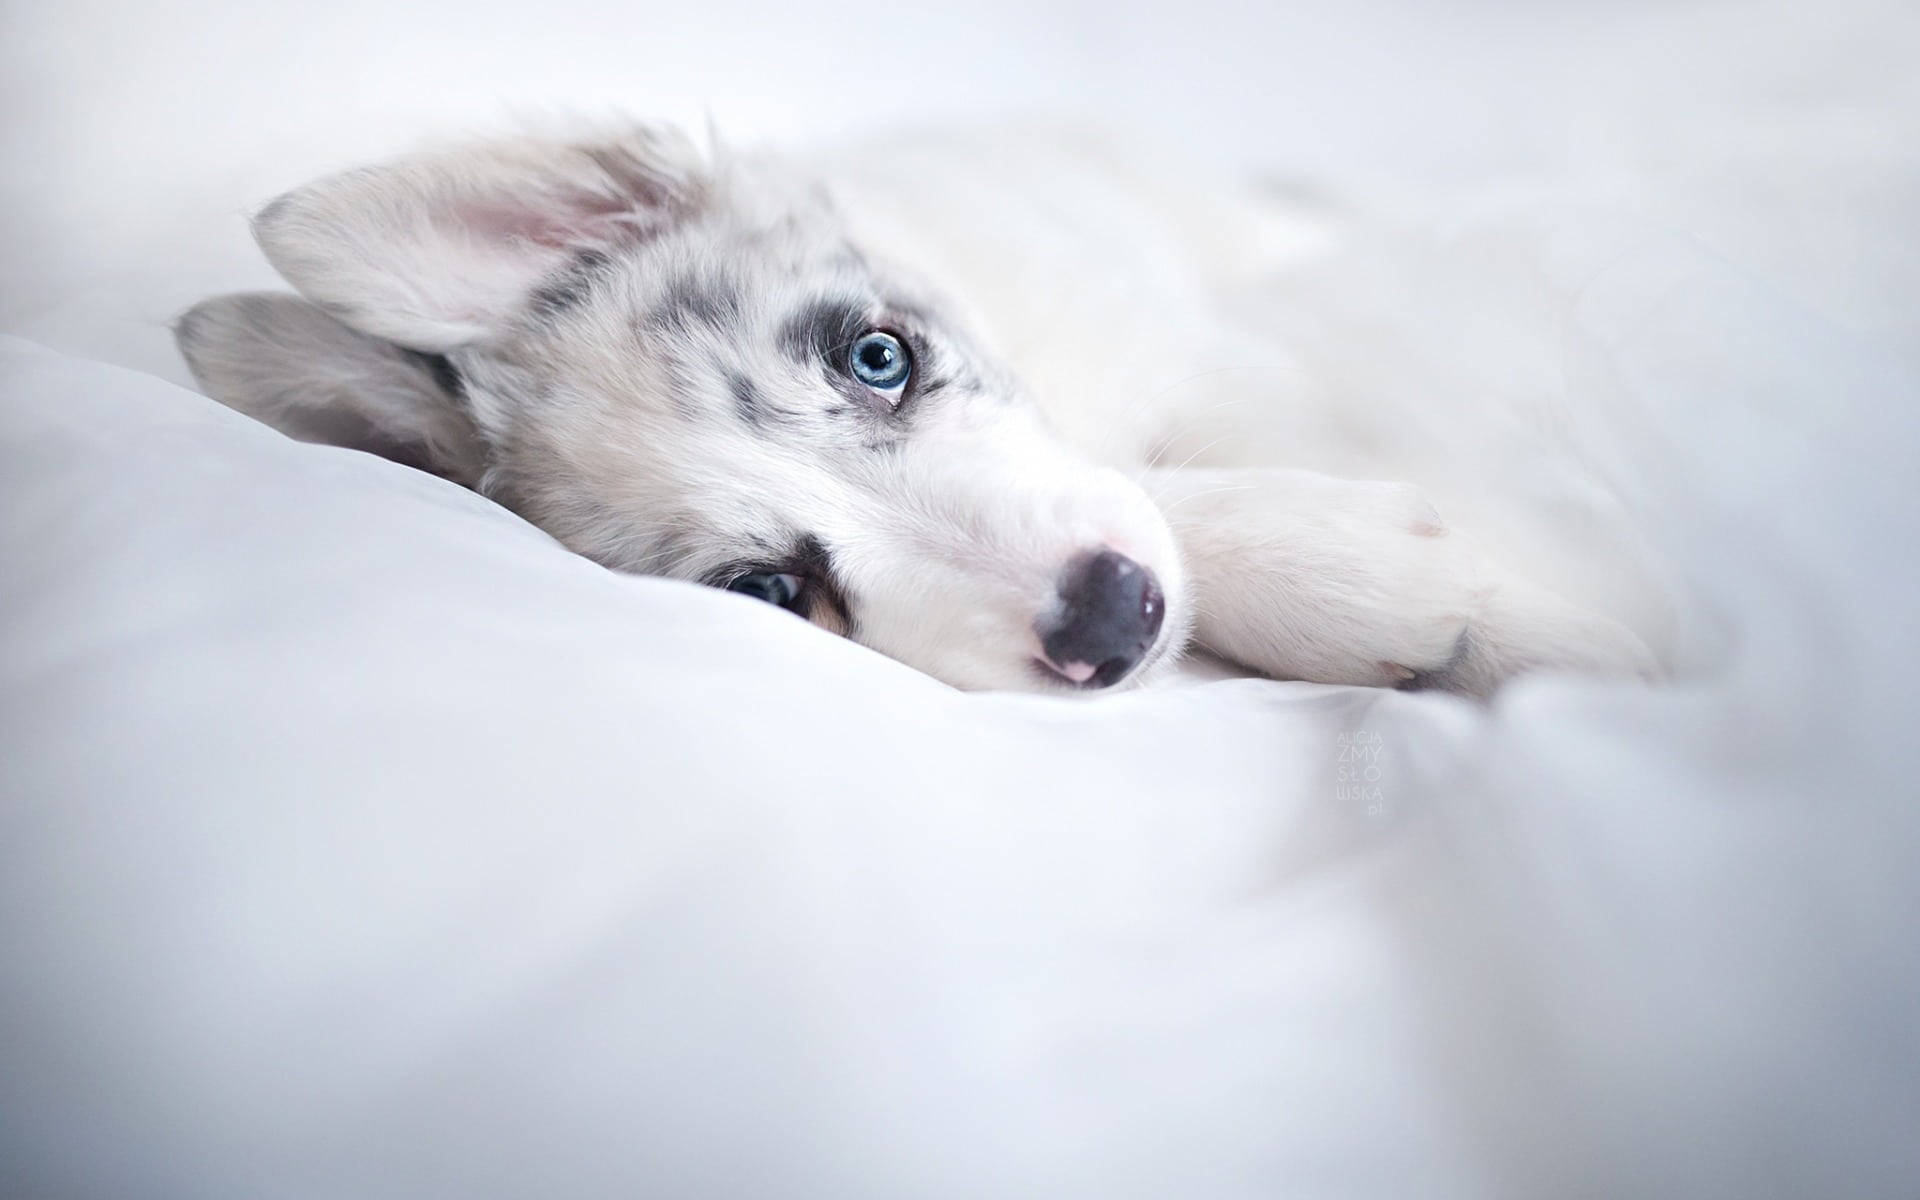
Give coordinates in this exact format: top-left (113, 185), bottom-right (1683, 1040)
top-left (177, 122), bottom-right (1653, 695)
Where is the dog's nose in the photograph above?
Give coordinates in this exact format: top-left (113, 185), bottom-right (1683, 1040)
top-left (1036, 549), bottom-right (1165, 688)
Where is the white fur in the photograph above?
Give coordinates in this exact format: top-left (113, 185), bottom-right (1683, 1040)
top-left (177, 121), bottom-right (1655, 695)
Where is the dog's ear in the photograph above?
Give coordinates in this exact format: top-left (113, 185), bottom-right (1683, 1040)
top-left (252, 126), bottom-right (708, 352)
top-left (175, 292), bottom-right (488, 484)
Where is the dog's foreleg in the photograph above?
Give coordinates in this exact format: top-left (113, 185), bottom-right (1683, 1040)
top-left (1148, 467), bottom-right (1656, 694)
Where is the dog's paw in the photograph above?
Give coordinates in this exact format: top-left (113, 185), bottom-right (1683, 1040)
top-left (1420, 575), bottom-right (1660, 697)
top-left (1176, 475), bottom-right (1485, 687)
top-left (1326, 485), bottom-right (1660, 696)
top-left (1325, 488), bottom-right (1660, 696)
top-left (1263, 481), bottom-right (1497, 688)
top-left (1169, 470), bottom-right (1657, 695)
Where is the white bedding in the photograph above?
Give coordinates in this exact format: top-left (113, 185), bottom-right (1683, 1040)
top-left (4, 0), bottom-right (1919, 1196)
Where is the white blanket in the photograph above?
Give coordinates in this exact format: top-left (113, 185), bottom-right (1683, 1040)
top-left (4, 0), bottom-right (1918, 1196)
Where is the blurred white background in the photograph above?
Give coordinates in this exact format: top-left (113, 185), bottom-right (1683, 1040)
top-left (5, 0), bottom-right (1917, 378)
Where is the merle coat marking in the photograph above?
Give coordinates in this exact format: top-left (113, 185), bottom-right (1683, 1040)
top-left (176, 122), bottom-right (1656, 694)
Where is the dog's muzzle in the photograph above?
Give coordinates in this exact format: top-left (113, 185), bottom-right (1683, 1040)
top-left (1034, 548), bottom-right (1166, 689)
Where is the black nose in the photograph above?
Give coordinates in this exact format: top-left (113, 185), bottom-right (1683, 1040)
top-left (1037, 549), bottom-right (1165, 688)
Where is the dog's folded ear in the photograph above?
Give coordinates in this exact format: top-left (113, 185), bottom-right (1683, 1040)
top-left (176, 292), bottom-right (488, 484)
top-left (252, 125), bottom-right (709, 352)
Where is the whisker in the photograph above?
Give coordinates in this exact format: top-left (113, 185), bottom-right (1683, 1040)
top-left (1141, 432), bottom-right (1239, 493)
top-left (1156, 482), bottom-right (1258, 516)
top-left (1137, 394), bottom-right (1253, 466)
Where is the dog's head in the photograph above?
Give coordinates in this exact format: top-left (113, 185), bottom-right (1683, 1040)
top-left (177, 125), bottom-right (1188, 692)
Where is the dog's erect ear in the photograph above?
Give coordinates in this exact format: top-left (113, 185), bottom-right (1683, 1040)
top-left (176, 292), bottom-right (488, 484)
top-left (253, 126), bottom-right (709, 352)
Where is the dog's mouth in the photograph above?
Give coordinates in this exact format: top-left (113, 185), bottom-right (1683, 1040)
top-left (1030, 619), bottom-right (1176, 692)
top-left (1033, 653), bottom-right (1128, 690)
top-left (1031, 637), bottom-right (1173, 691)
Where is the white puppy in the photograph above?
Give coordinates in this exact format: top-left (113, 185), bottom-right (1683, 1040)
top-left (177, 122), bottom-right (1654, 695)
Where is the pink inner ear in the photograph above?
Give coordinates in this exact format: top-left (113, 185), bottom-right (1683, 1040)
top-left (454, 191), bottom-right (637, 250)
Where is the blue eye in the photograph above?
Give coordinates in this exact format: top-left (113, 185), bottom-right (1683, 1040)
top-left (848, 330), bottom-right (911, 396)
top-left (728, 571), bottom-right (806, 612)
